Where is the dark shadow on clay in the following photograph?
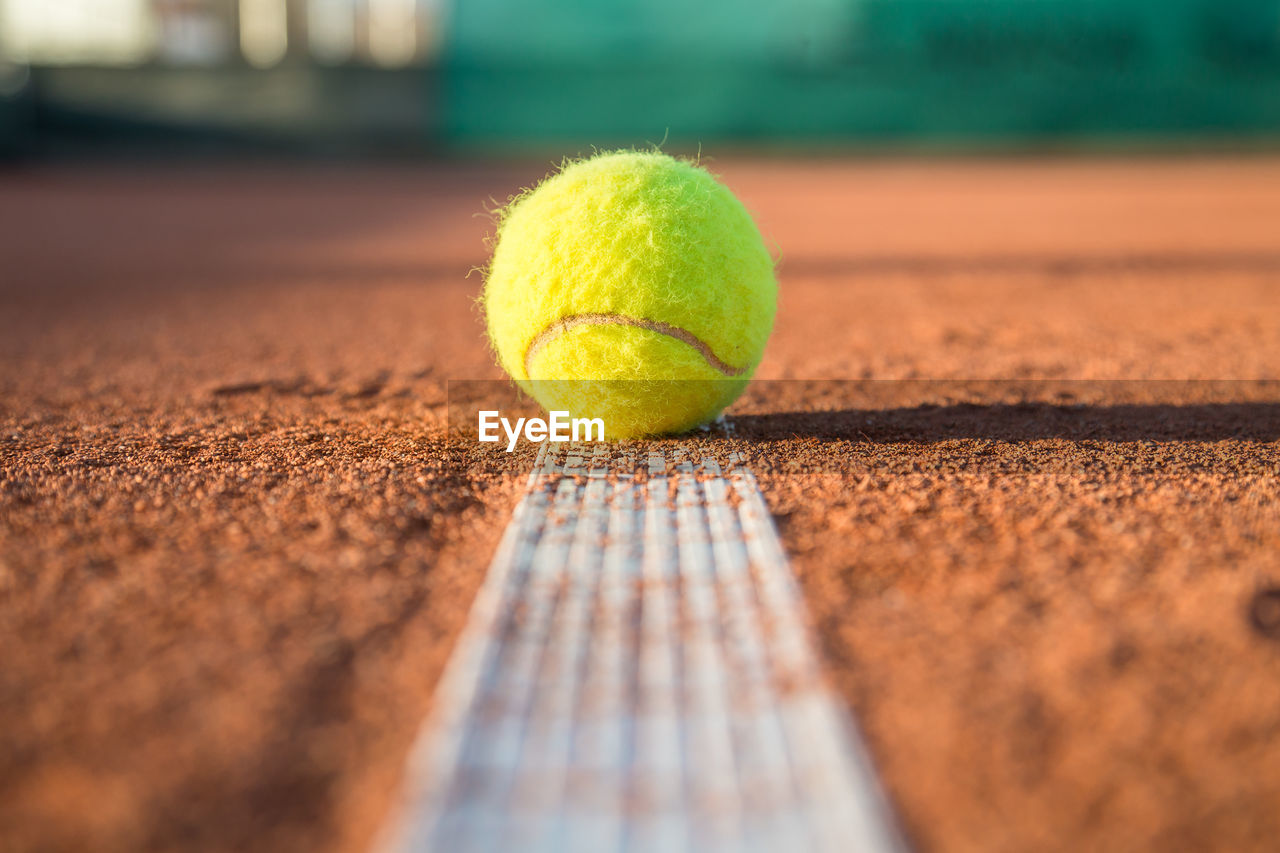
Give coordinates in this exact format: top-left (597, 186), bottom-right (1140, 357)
top-left (733, 402), bottom-right (1280, 443)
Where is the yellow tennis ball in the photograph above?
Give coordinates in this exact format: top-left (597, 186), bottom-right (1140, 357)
top-left (483, 151), bottom-right (777, 439)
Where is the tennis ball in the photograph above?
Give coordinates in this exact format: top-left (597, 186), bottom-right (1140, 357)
top-left (483, 151), bottom-right (777, 439)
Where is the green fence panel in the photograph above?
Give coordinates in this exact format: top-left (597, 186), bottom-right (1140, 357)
top-left (442, 0), bottom-right (1280, 146)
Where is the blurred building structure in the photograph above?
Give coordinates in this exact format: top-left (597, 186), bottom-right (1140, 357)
top-left (0, 0), bottom-right (441, 67)
top-left (0, 0), bottom-right (444, 155)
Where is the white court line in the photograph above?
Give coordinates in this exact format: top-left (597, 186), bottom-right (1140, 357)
top-left (381, 440), bottom-right (905, 853)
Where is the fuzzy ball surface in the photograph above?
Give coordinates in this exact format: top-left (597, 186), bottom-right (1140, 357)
top-left (483, 150), bottom-right (777, 439)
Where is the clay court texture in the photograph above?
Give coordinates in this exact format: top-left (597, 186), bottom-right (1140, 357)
top-left (2, 156), bottom-right (1280, 852)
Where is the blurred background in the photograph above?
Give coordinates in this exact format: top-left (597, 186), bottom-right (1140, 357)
top-left (2, 0), bottom-right (1280, 159)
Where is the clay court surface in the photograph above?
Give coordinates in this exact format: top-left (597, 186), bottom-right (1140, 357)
top-left (2, 156), bottom-right (1280, 852)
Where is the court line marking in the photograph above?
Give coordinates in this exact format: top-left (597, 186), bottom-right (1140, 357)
top-left (380, 440), bottom-right (904, 852)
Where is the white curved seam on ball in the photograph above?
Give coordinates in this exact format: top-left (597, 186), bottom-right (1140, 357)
top-left (521, 312), bottom-right (749, 378)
